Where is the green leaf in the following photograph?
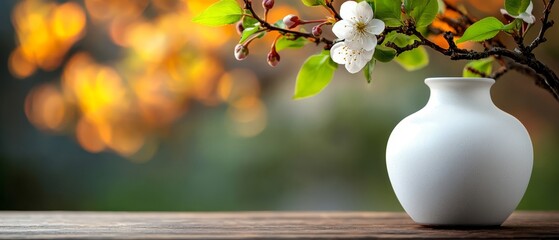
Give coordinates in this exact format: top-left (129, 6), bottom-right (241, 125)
top-left (395, 46), bottom-right (429, 71)
top-left (375, 0), bottom-right (403, 27)
top-left (505, 0), bottom-right (531, 16)
top-left (239, 27), bottom-right (260, 43)
top-left (463, 58), bottom-right (494, 77)
top-left (364, 60), bottom-right (376, 83)
top-left (502, 18), bottom-right (522, 33)
top-left (301, 0), bottom-right (325, 6)
top-left (456, 17), bottom-right (505, 43)
top-left (273, 19), bottom-right (286, 29)
top-left (192, 0), bottom-right (243, 27)
top-left (437, 0), bottom-right (446, 14)
top-left (242, 15), bottom-right (258, 28)
top-left (384, 32), bottom-right (407, 47)
top-left (276, 37), bottom-right (308, 51)
top-left (293, 51), bottom-right (338, 99)
top-left (404, 0), bottom-right (439, 27)
top-left (373, 45), bottom-right (397, 62)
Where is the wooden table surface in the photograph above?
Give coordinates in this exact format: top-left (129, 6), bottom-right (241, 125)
top-left (1, 211), bottom-right (558, 239)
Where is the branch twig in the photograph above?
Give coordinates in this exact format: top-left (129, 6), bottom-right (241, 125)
top-left (382, 17), bottom-right (559, 99)
top-left (325, 0), bottom-right (342, 20)
top-left (528, 0), bottom-right (555, 52)
top-left (243, 0), bottom-right (333, 47)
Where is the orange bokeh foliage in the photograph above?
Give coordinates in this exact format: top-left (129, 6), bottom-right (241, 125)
top-left (10, 0), bottom-right (86, 77)
top-left (13, 0), bottom-right (267, 161)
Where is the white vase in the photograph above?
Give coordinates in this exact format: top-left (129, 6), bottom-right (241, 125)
top-left (386, 77), bottom-right (533, 226)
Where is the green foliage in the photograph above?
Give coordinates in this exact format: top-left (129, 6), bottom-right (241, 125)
top-left (463, 58), bottom-right (494, 77)
top-left (456, 17), bottom-right (505, 43)
top-left (383, 32), bottom-right (419, 48)
top-left (239, 27), bottom-right (261, 43)
top-left (382, 32), bottom-right (426, 71)
top-left (242, 15), bottom-right (259, 28)
top-left (437, 0), bottom-right (446, 14)
top-left (293, 51), bottom-right (338, 99)
top-left (505, 0), bottom-right (531, 16)
top-left (301, 0), bottom-right (325, 6)
top-left (364, 60), bottom-right (376, 83)
top-left (276, 36), bottom-right (308, 51)
top-left (404, 0), bottom-right (439, 27)
top-left (502, 19), bottom-right (522, 33)
top-left (373, 45), bottom-right (397, 62)
top-left (374, 0), bottom-right (403, 27)
top-left (273, 19), bottom-right (286, 28)
top-left (395, 46), bottom-right (429, 71)
top-left (192, 0), bottom-right (243, 26)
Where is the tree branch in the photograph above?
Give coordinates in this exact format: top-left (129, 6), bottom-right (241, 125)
top-left (325, 0), bottom-right (342, 21)
top-left (528, 0), bottom-right (555, 52)
top-left (242, 0), bottom-right (333, 47)
top-left (382, 20), bottom-right (559, 100)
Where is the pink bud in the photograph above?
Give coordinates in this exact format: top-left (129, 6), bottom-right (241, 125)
top-left (234, 44), bottom-right (249, 60)
top-left (267, 49), bottom-right (280, 67)
top-left (283, 14), bottom-right (300, 29)
top-left (312, 25), bottom-right (322, 37)
top-left (262, 0), bottom-right (274, 10)
top-left (236, 21), bottom-right (244, 35)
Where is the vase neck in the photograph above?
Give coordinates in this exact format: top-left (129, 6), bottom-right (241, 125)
top-left (425, 77), bottom-right (495, 108)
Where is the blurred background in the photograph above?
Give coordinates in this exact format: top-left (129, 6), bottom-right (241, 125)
top-left (1, 0), bottom-right (558, 211)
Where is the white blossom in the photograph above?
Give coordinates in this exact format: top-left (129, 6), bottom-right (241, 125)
top-left (330, 41), bottom-right (374, 74)
top-left (332, 1), bottom-right (385, 51)
top-left (500, 1), bottom-right (536, 24)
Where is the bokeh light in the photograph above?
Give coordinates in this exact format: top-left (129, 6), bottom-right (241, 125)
top-left (11, 0), bottom-right (266, 161)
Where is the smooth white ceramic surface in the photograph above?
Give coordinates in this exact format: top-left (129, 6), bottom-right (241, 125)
top-left (386, 77), bottom-right (533, 226)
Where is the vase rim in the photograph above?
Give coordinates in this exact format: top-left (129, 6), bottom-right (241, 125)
top-left (425, 77), bottom-right (495, 84)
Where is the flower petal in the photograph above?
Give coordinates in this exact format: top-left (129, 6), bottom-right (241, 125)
top-left (345, 48), bottom-right (374, 74)
top-left (344, 37), bottom-right (363, 50)
top-left (330, 42), bottom-right (347, 64)
top-left (356, 1), bottom-right (374, 23)
top-left (345, 34), bottom-right (377, 51)
top-left (526, 1), bottom-right (533, 14)
top-left (365, 19), bottom-right (385, 35)
top-left (362, 35), bottom-right (377, 51)
top-left (500, 8), bottom-right (510, 16)
top-left (340, 1), bottom-right (358, 21)
top-left (520, 2), bottom-right (535, 24)
top-left (520, 13), bottom-right (536, 24)
top-left (332, 20), bottom-right (356, 39)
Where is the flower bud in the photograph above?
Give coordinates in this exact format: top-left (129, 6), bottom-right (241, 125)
top-left (234, 44), bottom-right (249, 60)
top-left (262, 0), bottom-right (274, 10)
top-left (502, 12), bottom-right (515, 23)
top-left (267, 49), bottom-right (280, 67)
top-left (236, 21), bottom-right (244, 35)
top-left (283, 14), bottom-right (300, 29)
top-left (312, 25), bottom-right (322, 37)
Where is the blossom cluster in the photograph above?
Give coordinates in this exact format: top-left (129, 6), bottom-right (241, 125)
top-left (330, 1), bottom-right (385, 73)
top-left (194, 0), bottom-right (558, 100)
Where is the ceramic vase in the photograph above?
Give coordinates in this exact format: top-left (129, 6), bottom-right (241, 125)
top-left (386, 77), bottom-right (533, 226)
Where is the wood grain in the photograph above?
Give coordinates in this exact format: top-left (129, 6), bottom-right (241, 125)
top-left (0, 211), bottom-right (558, 239)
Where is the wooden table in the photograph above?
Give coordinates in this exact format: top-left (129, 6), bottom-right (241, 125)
top-left (1, 211), bottom-right (558, 239)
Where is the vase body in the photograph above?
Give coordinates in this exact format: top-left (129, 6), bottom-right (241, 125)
top-left (386, 77), bottom-right (533, 226)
